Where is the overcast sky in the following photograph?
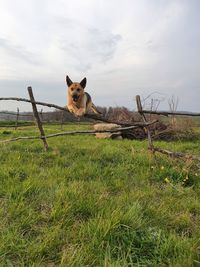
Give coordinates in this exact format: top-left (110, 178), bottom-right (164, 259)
top-left (0, 0), bottom-right (200, 111)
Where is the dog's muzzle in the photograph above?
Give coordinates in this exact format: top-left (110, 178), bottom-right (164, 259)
top-left (72, 94), bottom-right (79, 102)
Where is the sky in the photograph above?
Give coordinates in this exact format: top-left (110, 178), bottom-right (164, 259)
top-left (0, 0), bottom-right (200, 112)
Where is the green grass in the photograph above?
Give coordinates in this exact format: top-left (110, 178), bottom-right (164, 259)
top-left (0, 124), bottom-right (200, 266)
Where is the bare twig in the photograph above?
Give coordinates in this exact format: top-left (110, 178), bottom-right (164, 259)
top-left (141, 110), bottom-right (200, 117)
top-left (153, 147), bottom-right (200, 162)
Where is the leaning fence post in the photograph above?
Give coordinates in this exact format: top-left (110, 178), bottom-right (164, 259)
top-left (15, 107), bottom-right (19, 130)
top-left (27, 87), bottom-right (48, 151)
top-left (40, 108), bottom-right (43, 121)
top-left (136, 95), bottom-right (154, 151)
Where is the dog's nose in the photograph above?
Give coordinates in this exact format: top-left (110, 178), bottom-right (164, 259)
top-left (72, 94), bottom-right (79, 101)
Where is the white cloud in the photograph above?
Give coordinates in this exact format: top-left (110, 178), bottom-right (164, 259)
top-left (0, 0), bottom-right (200, 111)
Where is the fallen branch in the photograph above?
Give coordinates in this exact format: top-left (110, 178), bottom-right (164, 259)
top-left (153, 147), bottom-right (200, 162)
top-left (0, 125), bottom-right (144, 143)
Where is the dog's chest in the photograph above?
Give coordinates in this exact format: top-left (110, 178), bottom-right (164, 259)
top-left (75, 102), bottom-right (81, 108)
top-left (74, 94), bottom-right (87, 108)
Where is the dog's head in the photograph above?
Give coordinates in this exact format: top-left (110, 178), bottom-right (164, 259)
top-left (66, 75), bottom-right (87, 102)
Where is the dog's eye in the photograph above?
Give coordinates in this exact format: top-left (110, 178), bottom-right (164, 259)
top-left (77, 88), bottom-right (80, 92)
top-left (71, 88), bottom-right (74, 91)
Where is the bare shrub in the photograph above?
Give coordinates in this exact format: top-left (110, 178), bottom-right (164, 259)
top-left (168, 95), bottom-right (179, 128)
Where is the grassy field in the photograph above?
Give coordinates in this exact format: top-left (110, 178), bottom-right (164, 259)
top-left (0, 122), bottom-right (200, 266)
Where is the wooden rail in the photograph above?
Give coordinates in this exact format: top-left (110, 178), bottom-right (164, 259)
top-left (0, 124), bottom-right (148, 143)
top-left (0, 96), bottom-right (143, 126)
top-left (0, 89), bottom-right (159, 150)
top-left (0, 90), bottom-right (199, 162)
top-left (141, 109), bottom-right (200, 117)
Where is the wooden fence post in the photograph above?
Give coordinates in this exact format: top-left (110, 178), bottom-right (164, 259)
top-left (27, 87), bottom-right (48, 151)
top-left (136, 95), bottom-right (154, 151)
top-left (15, 107), bottom-right (19, 130)
top-left (40, 108), bottom-right (43, 121)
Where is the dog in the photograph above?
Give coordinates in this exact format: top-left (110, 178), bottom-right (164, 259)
top-left (66, 75), bottom-right (101, 117)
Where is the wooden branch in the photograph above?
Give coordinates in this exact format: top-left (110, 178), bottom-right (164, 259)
top-left (141, 109), bottom-right (200, 117)
top-left (1, 97), bottom-right (200, 118)
top-left (28, 87), bottom-right (48, 151)
top-left (0, 96), bottom-right (157, 126)
top-left (136, 95), bottom-right (154, 150)
top-left (153, 147), bottom-right (200, 162)
top-left (0, 97), bottom-right (70, 112)
top-left (0, 124), bottom-right (145, 144)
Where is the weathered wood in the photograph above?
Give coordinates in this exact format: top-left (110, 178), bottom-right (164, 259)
top-left (141, 109), bottom-right (200, 117)
top-left (0, 124), bottom-right (148, 143)
top-left (136, 95), bottom-right (154, 150)
top-left (27, 87), bottom-right (48, 151)
top-left (0, 96), bottom-right (159, 127)
top-left (153, 147), bottom-right (200, 162)
top-left (136, 95), bottom-right (143, 112)
top-left (1, 97), bottom-right (200, 117)
top-left (0, 97), bottom-right (64, 108)
top-left (40, 108), bottom-right (43, 121)
top-left (0, 96), bottom-right (155, 126)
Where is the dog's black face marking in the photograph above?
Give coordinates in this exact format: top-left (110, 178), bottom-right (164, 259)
top-left (72, 94), bottom-right (79, 102)
top-left (70, 85), bottom-right (83, 102)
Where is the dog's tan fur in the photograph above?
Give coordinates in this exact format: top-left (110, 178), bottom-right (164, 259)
top-left (66, 75), bottom-right (100, 117)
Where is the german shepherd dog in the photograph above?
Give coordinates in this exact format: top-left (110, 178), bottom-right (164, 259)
top-left (66, 75), bottom-right (101, 117)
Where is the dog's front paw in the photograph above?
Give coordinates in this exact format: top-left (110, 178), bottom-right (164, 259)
top-left (67, 105), bottom-right (75, 114)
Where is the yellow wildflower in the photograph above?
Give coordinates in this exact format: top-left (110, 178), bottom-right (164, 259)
top-left (164, 178), bottom-right (170, 183)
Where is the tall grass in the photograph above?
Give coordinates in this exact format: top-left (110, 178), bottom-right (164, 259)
top-left (0, 124), bottom-right (199, 266)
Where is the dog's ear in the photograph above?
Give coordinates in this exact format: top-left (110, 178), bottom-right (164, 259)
top-left (66, 75), bottom-right (73, 87)
top-left (80, 77), bottom-right (87, 89)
